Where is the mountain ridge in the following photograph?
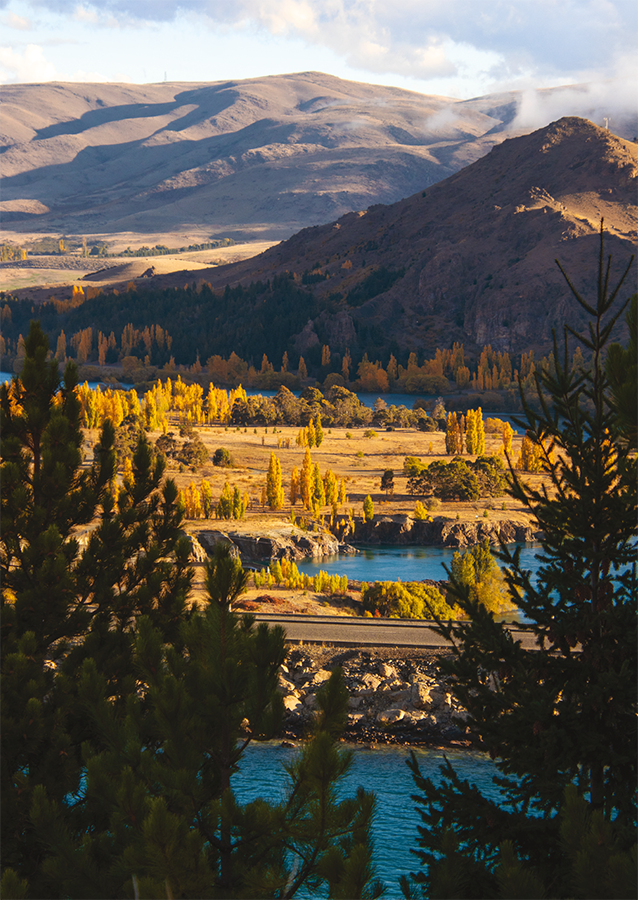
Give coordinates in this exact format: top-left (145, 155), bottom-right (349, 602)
top-left (149, 116), bottom-right (637, 357)
top-left (2, 72), bottom-right (634, 242)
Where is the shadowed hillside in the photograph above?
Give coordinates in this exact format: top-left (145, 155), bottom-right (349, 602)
top-left (172, 116), bottom-right (635, 357)
top-left (2, 73), bottom-right (634, 241)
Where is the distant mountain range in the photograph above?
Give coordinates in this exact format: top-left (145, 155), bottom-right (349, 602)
top-left (1, 72), bottom-right (635, 241)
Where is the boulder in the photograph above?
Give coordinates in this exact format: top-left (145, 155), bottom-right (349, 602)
top-left (283, 696), bottom-right (303, 714)
top-left (378, 662), bottom-right (396, 679)
top-left (186, 534), bottom-right (209, 563)
top-left (198, 531), bottom-right (240, 559)
top-left (377, 708), bottom-right (405, 725)
top-left (411, 682), bottom-right (433, 710)
top-left (361, 673), bottom-right (382, 692)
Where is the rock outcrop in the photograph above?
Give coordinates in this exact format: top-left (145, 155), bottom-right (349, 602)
top-left (341, 514), bottom-right (539, 548)
top-left (278, 647), bottom-right (473, 746)
top-left (196, 525), bottom-right (355, 562)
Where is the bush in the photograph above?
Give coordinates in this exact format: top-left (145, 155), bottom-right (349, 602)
top-left (213, 447), bottom-right (234, 467)
top-left (449, 540), bottom-right (517, 614)
top-left (364, 429), bottom-right (378, 439)
top-left (361, 581), bottom-right (461, 619)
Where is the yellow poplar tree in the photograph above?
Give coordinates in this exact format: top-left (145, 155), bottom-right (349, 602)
top-left (290, 466), bottom-right (300, 506)
top-left (201, 479), bottom-right (213, 518)
top-left (465, 409), bottom-right (478, 454)
top-left (312, 463), bottom-right (326, 510)
top-left (323, 469), bottom-right (337, 505)
top-left (300, 448), bottom-right (313, 509)
top-left (502, 421), bottom-right (514, 458)
top-left (307, 418), bottom-right (316, 448)
top-left (476, 407), bottom-right (485, 456)
top-left (266, 452), bottom-right (284, 510)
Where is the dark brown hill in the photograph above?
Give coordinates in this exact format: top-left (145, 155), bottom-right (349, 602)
top-left (183, 117), bottom-right (637, 357)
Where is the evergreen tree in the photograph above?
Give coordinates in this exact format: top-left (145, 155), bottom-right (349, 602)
top-left (380, 469), bottom-right (394, 497)
top-left (605, 293), bottom-right (637, 448)
top-left (401, 225), bottom-right (637, 899)
top-left (1, 324), bottom-right (383, 899)
top-left (314, 413), bottom-right (324, 447)
top-left (1, 322), bottom-right (193, 896)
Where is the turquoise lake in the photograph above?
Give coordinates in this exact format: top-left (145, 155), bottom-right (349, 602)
top-left (233, 741), bottom-right (503, 898)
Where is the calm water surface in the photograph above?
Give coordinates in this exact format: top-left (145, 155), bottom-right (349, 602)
top-left (297, 542), bottom-right (544, 586)
top-left (233, 742), bottom-right (502, 898)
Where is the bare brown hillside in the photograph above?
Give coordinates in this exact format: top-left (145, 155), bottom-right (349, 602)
top-left (166, 116), bottom-right (635, 357)
top-left (2, 73), bottom-right (633, 242)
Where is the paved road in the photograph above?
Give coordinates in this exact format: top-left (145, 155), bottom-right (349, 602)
top-left (252, 613), bottom-right (541, 650)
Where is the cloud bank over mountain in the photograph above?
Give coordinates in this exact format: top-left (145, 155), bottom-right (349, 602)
top-left (1, 0), bottom-right (635, 102)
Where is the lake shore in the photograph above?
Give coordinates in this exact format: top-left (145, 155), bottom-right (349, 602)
top-left (262, 643), bottom-right (477, 749)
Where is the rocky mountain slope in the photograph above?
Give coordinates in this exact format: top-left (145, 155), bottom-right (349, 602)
top-left (2, 73), bottom-right (632, 241)
top-left (182, 117), bottom-right (637, 357)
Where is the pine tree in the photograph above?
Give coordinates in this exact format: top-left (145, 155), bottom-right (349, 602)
top-left (1, 323), bottom-right (193, 896)
top-left (15, 544), bottom-right (383, 899)
top-left (380, 469), bottom-right (394, 497)
top-left (402, 224), bottom-right (637, 898)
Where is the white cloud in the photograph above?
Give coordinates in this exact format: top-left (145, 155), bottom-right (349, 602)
top-left (45, 0), bottom-right (634, 86)
top-left (0, 42), bottom-right (110, 83)
top-left (3, 0), bottom-right (635, 99)
top-left (1, 11), bottom-right (33, 30)
top-left (0, 44), bottom-right (57, 82)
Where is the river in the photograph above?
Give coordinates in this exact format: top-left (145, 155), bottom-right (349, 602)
top-left (233, 741), bottom-right (503, 898)
top-left (296, 542), bottom-right (544, 586)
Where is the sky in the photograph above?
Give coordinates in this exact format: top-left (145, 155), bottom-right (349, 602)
top-left (0, 0), bottom-right (637, 104)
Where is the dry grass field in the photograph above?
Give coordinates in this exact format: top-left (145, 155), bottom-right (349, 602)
top-left (84, 420), bottom-right (541, 617)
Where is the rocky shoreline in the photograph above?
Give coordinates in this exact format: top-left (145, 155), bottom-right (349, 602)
top-left (272, 645), bottom-right (476, 749)
top-left (192, 514), bottom-right (539, 564)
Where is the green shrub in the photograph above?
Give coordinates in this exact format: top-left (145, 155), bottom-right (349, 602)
top-left (213, 447), bottom-right (234, 467)
top-left (361, 581), bottom-right (461, 619)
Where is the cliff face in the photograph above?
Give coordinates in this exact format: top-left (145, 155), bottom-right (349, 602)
top-left (187, 515), bottom-right (539, 565)
top-left (343, 514), bottom-right (539, 548)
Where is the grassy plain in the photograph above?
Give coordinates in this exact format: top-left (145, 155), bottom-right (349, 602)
top-left (92, 421), bottom-right (538, 617)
